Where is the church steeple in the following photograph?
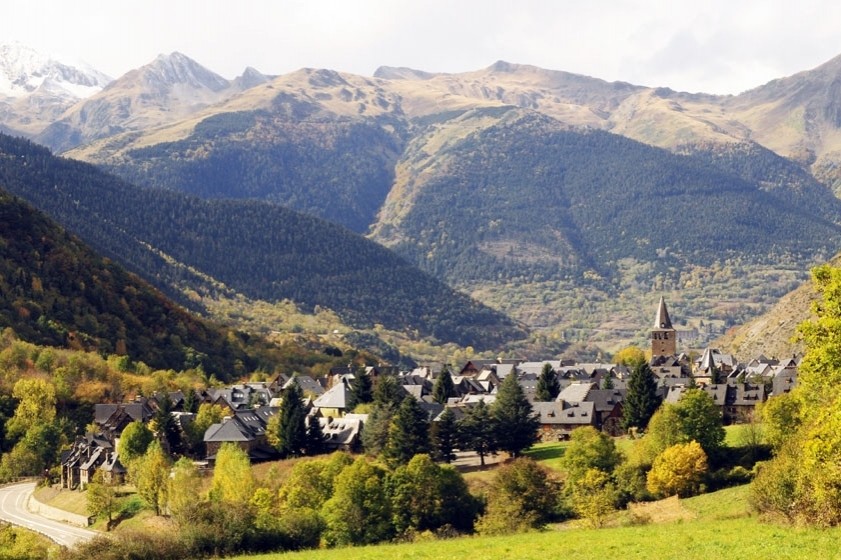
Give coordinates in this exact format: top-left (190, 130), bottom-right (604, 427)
top-left (653, 296), bottom-right (673, 330)
top-left (651, 296), bottom-right (676, 357)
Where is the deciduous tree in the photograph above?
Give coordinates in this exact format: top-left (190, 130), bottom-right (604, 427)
top-left (646, 440), bottom-right (708, 498)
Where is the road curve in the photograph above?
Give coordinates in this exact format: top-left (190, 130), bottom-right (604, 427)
top-left (0, 482), bottom-right (98, 548)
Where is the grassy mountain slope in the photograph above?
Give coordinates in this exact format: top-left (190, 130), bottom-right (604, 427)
top-left (713, 255), bottom-right (841, 359)
top-left (0, 134), bottom-right (526, 352)
top-left (0, 189), bottom-right (257, 377)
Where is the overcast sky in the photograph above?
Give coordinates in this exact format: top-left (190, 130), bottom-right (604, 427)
top-left (5, 0), bottom-right (841, 95)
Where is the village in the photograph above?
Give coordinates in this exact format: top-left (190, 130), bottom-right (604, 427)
top-left (60, 297), bottom-right (796, 489)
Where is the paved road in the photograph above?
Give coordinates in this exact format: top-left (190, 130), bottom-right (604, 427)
top-left (0, 482), bottom-right (98, 548)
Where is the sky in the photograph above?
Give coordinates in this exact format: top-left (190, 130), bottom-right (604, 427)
top-left (4, 0), bottom-right (841, 95)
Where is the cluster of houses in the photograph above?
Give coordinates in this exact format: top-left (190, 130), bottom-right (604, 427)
top-left (59, 297), bottom-right (798, 489)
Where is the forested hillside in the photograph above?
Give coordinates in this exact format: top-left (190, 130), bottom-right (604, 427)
top-left (372, 110), bottom-right (841, 285)
top-left (0, 190), bottom-right (256, 377)
top-left (0, 134), bottom-right (526, 352)
top-left (106, 109), bottom-right (406, 233)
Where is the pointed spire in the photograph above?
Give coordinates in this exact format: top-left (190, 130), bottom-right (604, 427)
top-left (653, 296), bottom-right (673, 329)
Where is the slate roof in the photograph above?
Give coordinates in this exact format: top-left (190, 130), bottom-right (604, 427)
top-left (557, 382), bottom-right (596, 403)
top-left (532, 400), bottom-right (595, 426)
top-left (312, 382), bottom-right (349, 410)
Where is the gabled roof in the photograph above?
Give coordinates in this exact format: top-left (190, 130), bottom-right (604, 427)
top-left (284, 375), bottom-right (325, 397)
top-left (532, 400), bottom-right (595, 426)
top-left (313, 382), bottom-right (349, 410)
top-left (557, 382), bottom-right (596, 403)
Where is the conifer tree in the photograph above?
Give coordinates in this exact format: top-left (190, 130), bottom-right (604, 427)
top-left (458, 400), bottom-right (497, 466)
top-left (492, 373), bottom-right (540, 457)
top-left (534, 363), bottom-right (560, 401)
top-left (383, 396), bottom-right (430, 467)
top-left (431, 407), bottom-right (458, 463)
top-left (373, 375), bottom-right (405, 408)
top-left (432, 367), bottom-right (455, 404)
top-left (306, 415), bottom-right (325, 456)
top-left (347, 368), bottom-right (373, 411)
top-left (621, 361), bottom-right (661, 431)
top-left (153, 393), bottom-right (182, 456)
top-left (274, 381), bottom-right (307, 458)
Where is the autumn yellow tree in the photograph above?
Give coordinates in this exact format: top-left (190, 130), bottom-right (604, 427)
top-left (646, 441), bottom-right (707, 498)
top-left (209, 442), bottom-right (254, 505)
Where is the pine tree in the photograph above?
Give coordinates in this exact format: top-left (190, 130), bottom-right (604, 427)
top-left (275, 381), bottom-right (307, 458)
top-left (534, 363), bottom-right (560, 401)
top-left (432, 367), bottom-right (455, 404)
top-left (621, 361), bottom-right (661, 431)
top-left (153, 393), bottom-right (182, 456)
top-left (347, 368), bottom-right (373, 411)
top-left (458, 400), bottom-right (497, 466)
top-left (383, 396), bottom-right (430, 467)
top-left (492, 373), bottom-right (540, 457)
top-left (431, 408), bottom-right (458, 463)
top-left (306, 415), bottom-right (325, 455)
top-left (373, 375), bottom-right (405, 408)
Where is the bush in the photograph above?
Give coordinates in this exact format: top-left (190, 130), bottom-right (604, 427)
top-left (476, 458), bottom-right (560, 535)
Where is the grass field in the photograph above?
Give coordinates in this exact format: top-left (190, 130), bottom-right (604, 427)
top-left (228, 485), bottom-right (841, 560)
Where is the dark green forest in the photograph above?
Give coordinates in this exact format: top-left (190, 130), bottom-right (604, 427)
top-left (0, 134), bottom-right (526, 352)
top-left (108, 109), bottom-right (405, 233)
top-left (378, 111), bottom-right (841, 285)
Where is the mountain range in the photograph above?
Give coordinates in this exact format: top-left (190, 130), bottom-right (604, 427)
top-left (5, 44), bottom-right (841, 355)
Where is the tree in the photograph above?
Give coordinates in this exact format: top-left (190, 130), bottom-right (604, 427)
top-left (168, 457), bottom-right (203, 524)
top-left (432, 367), bottom-right (455, 405)
top-left (361, 403), bottom-right (395, 456)
top-left (613, 346), bottom-right (647, 368)
top-left (373, 375), bottom-right (405, 408)
top-left (210, 442), bottom-right (255, 505)
top-left (305, 416), bottom-right (325, 456)
top-left (386, 454), bottom-right (477, 536)
top-left (646, 440), bottom-right (708, 498)
top-left (278, 451), bottom-right (353, 513)
top-left (321, 457), bottom-right (392, 546)
top-left (759, 392), bottom-right (802, 453)
top-left (570, 468), bottom-right (617, 528)
top-left (675, 389), bottom-right (725, 457)
top-left (184, 403), bottom-right (226, 457)
top-left (622, 361), bottom-right (661, 431)
top-left (6, 378), bottom-right (56, 440)
top-left (272, 381), bottom-right (307, 458)
top-left (87, 470), bottom-right (118, 526)
top-left (134, 441), bottom-right (170, 516)
top-left (347, 368), bottom-right (373, 411)
top-left (152, 393), bottom-right (182, 456)
top-left (476, 458), bottom-right (559, 535)
top-left (492, 373), bottom-right (540, 457)
top-left (796, 264), bottom-right (841, 412)
top-left (560, 426), bottom-right (623, 482)
top-left (457, 399), bottom-right (496, 466)
top-left (430, 408), bottom-right (458, 463)
top-left (534, 363), bottom-right (560, 402)
top-left (638, 404), bottom-right (683, 465)
top-left (118, 420), bottom-right (154, 468)
top-left (383, 396), bottom-right (430, 467)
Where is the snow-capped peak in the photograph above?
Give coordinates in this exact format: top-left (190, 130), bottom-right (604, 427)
top-left (0, 41), bottom-right (112, 99)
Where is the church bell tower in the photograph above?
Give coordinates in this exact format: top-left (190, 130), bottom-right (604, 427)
top-left (651, 296), bottom-right (676, 357)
